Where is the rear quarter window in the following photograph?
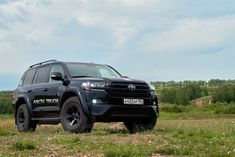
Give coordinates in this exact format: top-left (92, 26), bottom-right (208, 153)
top-left (22, 68), bottom-right (37, 85)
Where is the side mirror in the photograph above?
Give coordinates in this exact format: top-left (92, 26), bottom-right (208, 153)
top-left (51, 72), bottom-right (63, 81)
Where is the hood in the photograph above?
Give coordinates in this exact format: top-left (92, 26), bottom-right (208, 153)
top-left (72, 77), bottom-right (147, 84)
top-left (105, 77), bottom-right (147, 84)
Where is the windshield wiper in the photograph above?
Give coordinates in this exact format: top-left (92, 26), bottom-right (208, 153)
top-left (72, 76), bottom-right (93, 78)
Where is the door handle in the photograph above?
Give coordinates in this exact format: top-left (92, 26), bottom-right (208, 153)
top-left (27, 89), bottom-right (32, 93)
top-left (44, 88), bottom-right (48, 92)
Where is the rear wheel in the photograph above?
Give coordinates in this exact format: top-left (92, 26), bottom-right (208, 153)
top-left (61, 97), bottom-right (93, 133)
top-left (16, 104), bottom-right (37, 132)
top-left (124, 117), bottom-right (157, 133)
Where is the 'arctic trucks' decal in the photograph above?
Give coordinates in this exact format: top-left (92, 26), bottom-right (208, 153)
top-left (33, 98), bottom-right (59, 105)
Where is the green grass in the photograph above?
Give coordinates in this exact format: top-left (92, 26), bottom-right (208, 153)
top-left (0, 128), bottom-right (15, 136)
top-left (12, 141), bottom-right (36, 151)
top-left (0, 113), bottom-right (234, 157)
top-left (156, 119), bottom-right (235, 156)
top-left (103, 143), bottom-right (151, 157)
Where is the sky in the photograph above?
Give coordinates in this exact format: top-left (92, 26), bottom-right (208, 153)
top-left (0, 0), bottom-right (235, 90)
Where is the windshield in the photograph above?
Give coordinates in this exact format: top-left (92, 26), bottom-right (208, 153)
top-left (66, 63), bottom-right (122, 79)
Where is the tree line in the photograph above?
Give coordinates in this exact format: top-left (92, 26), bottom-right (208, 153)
top-left (152, 79), bottom-right (235, 87)
top-left (159, 84), bottom-right (208, 105)
top-left (154, 79), bottom-right (235, 105)
top-left (212, 85), bottom-right (235, 103)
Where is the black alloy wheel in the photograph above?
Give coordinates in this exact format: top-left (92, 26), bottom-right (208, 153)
top-left (17, 110), bottom-right (26, 130)
top-left (61, 97), bottom-right (93, 133)
top-left (66, 105), bottom-right (80, 127)
top-left (16, 104), bottom-right (37, 132)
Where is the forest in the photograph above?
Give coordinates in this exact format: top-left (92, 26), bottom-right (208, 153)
top-left (152, 79), bottom-right (235, 105)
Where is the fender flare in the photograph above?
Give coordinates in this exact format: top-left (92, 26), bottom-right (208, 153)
top-left (60, 88), bottom-right (90, 117)
top-left (14, 94), bottom-right (33, 124)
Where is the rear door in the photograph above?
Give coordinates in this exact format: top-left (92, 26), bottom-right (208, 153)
top-left (20, 68), bottom-right (38, 113)
top-left (32, 64), bottom-right (65, 118)
top-left (32, 65), bottom-right (55, 117)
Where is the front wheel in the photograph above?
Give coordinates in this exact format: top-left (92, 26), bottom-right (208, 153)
top-left (61, 97), bottom-right (93, 133)
top-left (16, 104), bottom-right (37, 132)
top-left (124, 117), bottom-right (157, 133)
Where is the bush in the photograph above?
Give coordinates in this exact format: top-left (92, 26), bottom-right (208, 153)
top-left (214, 103), bottom-right (235, 114)
top-left (160, 105), bottom-right (188, 113)
top-left (0, 91), bottom-right (12, 114)
top-left (160, 103), bottom-right (235, 115)
top-left (159, 84), bottom-right (208, 105)
top-left (0, 99), bottom-right (12, 114)
top-left (212, 85), bottom-right (235, 103)
top-left (159, 88), bottom-right (177, 104)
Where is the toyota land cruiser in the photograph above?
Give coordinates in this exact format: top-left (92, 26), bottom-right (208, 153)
top-left (13, 60), bottom-right (159, 133)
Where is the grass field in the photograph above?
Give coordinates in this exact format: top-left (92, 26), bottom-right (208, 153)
top-left (0, 112), bottom-right (235, 157)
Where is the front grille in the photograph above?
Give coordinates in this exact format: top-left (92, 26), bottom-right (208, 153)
top-left (108, 82), bottom-right (151, 98)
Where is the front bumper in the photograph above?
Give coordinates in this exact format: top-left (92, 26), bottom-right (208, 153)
top-left (83, 89), bottom-right (159, 122)
top-left (90, 104), bottom-right (159, 122)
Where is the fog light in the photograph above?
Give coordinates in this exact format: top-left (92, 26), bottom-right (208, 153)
top-left (153, 101), bottom-right (156, 105)
top-left (92, 99), bottom-right (103, 104)
top-left (92, 99), bottom-right (97, 104)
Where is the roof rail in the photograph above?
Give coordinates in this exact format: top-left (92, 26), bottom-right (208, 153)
top-left (29, 59), bottom-right (57, 68)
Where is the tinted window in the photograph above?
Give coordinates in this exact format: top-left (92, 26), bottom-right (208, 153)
top-left (35, 65), bottom-right (51, 84)
top-left (22, 68), bottom-right (37, 85)
top-left (49, 64), bottom-right (65, 82)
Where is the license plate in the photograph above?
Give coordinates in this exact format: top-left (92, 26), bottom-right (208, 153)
top-left (123, 99), bottom-right (144, 105)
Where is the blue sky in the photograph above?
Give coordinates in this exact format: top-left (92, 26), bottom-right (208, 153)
top-left (0, 0), bottom-right (235, 90)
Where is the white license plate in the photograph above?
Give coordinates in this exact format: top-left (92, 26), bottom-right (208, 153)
top-left (123, 99), bottom-right (144, 105)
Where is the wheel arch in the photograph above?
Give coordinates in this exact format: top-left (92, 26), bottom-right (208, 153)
top-left (14, 95), bottom-right (32, 124)
top-left (60, 88), bottom-right (90, 117)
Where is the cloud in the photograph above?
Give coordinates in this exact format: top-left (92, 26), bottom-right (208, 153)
top-left (72, 0), bottom-right (159, 47)
top-left (0, 0), bottom-right (235, 90)
top-left (137, 15), bottom-right (235, 54)
top-left (111, 0), bottom-right (153, 7)
top-left (0, 0), bottom-right (73, 73)
top-left (0, 0), bottom-right (165, 73)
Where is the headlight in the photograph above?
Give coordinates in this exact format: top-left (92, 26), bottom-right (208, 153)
top-left (81, 81), bottom-right (106, 90)
top-left (147, 83), bottom-right (156, 91)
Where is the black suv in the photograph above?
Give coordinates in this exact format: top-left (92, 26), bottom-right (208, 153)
top-left (13, 60), bottom-right (159, 133)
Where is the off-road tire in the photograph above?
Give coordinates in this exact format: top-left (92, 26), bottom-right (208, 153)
top-left (124, 117), bottom-right (157, 133)
top-left (16, 104), bottom-right (37, 132)
top-left (61, 96), bottom-right (93, 133)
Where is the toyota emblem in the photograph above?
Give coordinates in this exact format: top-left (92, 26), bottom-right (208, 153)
top-left (128, 84), bottom-right (136, 91)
